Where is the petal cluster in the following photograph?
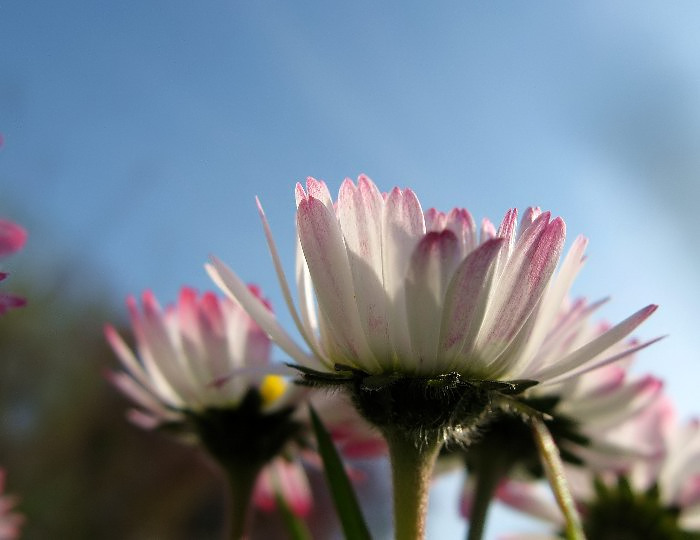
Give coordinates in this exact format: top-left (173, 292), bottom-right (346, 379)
top-left (105, 286), bottom-right (291, 427)
top-left (525, 297), bottom-right (663, 464)
top-left (208, 175), bottom-right (655, 386)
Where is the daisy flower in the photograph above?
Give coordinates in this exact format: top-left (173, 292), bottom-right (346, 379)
top-left (105, 286), bottom-right (304, 539)
top-left (106, 286), bottom-right (385, 537)
top-left (208, 176), bottom-right (656, 432)
top-left (459, 302), bottom-right (663, 540)
top-left (104, 286), bottom-right (297, 427)
top-left (498, 395), bottom-right (700, 539)
top-left (207, 175), bottom-right (657, 539)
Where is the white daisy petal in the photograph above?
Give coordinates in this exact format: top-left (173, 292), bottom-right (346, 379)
top-left (337, 176), bottom-right (390, 364)
top-left (532, 305), bottom-right (658, 382)
top-left (382, 187), bottom-right (426, 369)
top-left (297, 193), bottom-right (377, 371)
top-left (439, 238), bottom-right (504, 371)
top-left (207, 258), bottom-right (323, 369)
top-left (405, 230), bottom-right (461, 373)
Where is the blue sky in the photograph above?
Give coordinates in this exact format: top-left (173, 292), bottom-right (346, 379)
top-left (3, 2), bottom-right (700, 537)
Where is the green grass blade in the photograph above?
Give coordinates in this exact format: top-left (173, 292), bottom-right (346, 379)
top-left (309, 405), bottom-right (372, 540)
top-left (274, 488), bottom-right (312, 540)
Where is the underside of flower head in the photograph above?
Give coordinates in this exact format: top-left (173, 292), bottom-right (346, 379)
top-left (186, 388), bottom-right (302, 468)
top-left (295, 361), bottom-right (539, 444)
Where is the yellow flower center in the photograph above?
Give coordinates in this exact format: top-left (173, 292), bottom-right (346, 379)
top-left (259, 374), bottom-right (286, 406)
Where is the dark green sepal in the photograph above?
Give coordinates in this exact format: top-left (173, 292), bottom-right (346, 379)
top-left (289, 363), bottom-right (541, 446)
top-left (359, 371), bottom-right (406, 391)
top-left (352, 372), bottom-right (495, 442)
top-left (483, 379), bottom-right (539, 395)
top-left (286, 362), bottom-right (357, 387)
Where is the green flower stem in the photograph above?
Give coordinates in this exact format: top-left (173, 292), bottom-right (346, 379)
top-left (466, 455), bottom-right (509, 540)
top-left (385, 430), bottom-right (441, 540)
top-left (530, 416), bottom-right (585, 540)
top-left (222, 461), bottom-right (264, 540)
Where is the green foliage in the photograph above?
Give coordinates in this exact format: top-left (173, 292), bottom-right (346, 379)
top-left (274, 488), bottom-right (312, 540)
top-left (309, 405), bottom-right (372, 540)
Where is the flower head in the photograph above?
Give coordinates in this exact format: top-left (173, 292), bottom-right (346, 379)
top-left (210, 176), bottom-right (655, 384)
top-left (207, 176), bottom-right (656, 439)
top-left (105, 286), bottom-right (383, 523)
top-left (207, 175), bottom-right (658, 540)
top-left (106, 286), bottom-right (309, 537)
top-left (105, 286), bottom-right (295, 428)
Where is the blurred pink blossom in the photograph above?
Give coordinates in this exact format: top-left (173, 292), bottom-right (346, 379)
top-left (497, 394), bottom-right (700, 535)
top-left (0, 469), bottom-right (24, 540)
top-left (0, 219), bottom-right (27, 316)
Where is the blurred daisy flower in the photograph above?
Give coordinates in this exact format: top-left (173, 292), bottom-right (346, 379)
top-left (497, 395), bottom-right (700, 539)
top-left (459, 303), bottom-right (663, 538)
top-left (106, 286), bottom-right (384, 537)
top-left (105, 286), bottom-right (297, 427)
top-left (105, 286), bottom-right (305, 539)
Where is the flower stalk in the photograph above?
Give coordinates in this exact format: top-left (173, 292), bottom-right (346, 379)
top-left (465, 452), bottom-right (511, 540)
top-left (223, 460), bottom-right (264, 540)
top-left (384, 429), bottom-right (441, 540)
top-left (530, 415), bottom-right (585, 540)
